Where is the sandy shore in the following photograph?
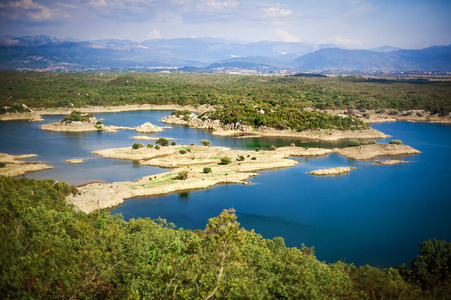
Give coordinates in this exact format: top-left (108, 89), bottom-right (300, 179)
top-left (335, 144), bottom-right (421, 160)
top-left (161, 114), bottom-right (390, 141)
top-left (132, 136), bottom-right (175, 141)
top-left (308, 166), bottom-right (356, 176)
top-left (372, 160), bottom-right (407, 165)
top-left (0, 112), bottom-right (44, 122)
top-left (235, 127), bottom-right (389, 141)
top-left (0, 153), bottom-right (53, 176)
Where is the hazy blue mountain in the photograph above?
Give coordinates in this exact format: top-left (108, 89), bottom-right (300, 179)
top-left (369, 45), bottom-right (402, 52)
top-left (293, 45), bottom-right (451, 71)
top-left (0, 35), bottom-right (449, 72)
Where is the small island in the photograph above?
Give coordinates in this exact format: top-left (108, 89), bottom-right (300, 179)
top-left (335, 143), bottom-right (421, 160)
top-left (308, 166), bottom-right (356, 176)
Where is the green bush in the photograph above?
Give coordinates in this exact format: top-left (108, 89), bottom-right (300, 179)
top-left (251, 157), bottom-right (257, 160)
top-left (156, 137), bottom-right (169, 146)
top-left (220, 156), bottom-right (232, 165)
top-left (0, 162), bottom-right (6, 168)
top-left (132, 142), bottom-right (144, 149)
top-left (178, 170), bottom-right (188, 180)
top-left (361, 140), bottom-right (377, 145)
top-left (389, 139), bottom-right (403, 145)
top-left (62, 110), bottom-right (94, 123)
top-left (255, 147), bottom-right (260, 152)
top-left (269, 145), bottom-right (277, 151)
top-left (200, 139), bottom-right (211, 146)
top-left (171, 141), bottom-right (177, 146)
top-left (203, 167), bottom-right (212, 174)
top-left (179, 149), bottom-right (187, 154)
top-left (154, 145), bottom-right (160, 150)
top-left (147, 144), bottom-right (154, 148)
top-left (347, 139), bottom-right (361, 147)
top-left (96, 120), bottom-right (102, 125)
top-left (238, 155), bottom-right (245, 161)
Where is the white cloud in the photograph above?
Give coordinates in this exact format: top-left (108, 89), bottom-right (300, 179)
top-left (275, 29), bottom-right (300, 43)
top-left (196, 0), bottom-right (239, 11)
top-left (329, 35), bottom-right (363, 46)
top-left (147, 29), bottom-right (162, 39)
top-left (4, 0), bottom-right (63, 20)
top-left (89, 0), bottom-right (106, 8)
top-left (264, 3), bottom-right (292, 18)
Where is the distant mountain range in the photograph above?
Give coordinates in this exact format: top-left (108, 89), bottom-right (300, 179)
top-left (0, 35), bottom-right (450, 73)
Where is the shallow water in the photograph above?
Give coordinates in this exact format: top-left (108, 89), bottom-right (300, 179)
top-left (1, 111), bottom-right (450, 267)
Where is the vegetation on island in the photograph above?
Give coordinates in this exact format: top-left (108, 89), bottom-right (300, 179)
top-left (1, 71), bottom-right (449, 117)
top-left (1, 176), bottom-right (449, 299)
top-left (62, 110), bottom-right (94, 123)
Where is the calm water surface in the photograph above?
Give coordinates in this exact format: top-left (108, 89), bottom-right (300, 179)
top-left (1, 111), bottom-right (450, 267)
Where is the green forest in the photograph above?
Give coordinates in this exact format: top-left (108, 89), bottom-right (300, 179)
top-left (0, 176), bottom-right (450, 299)
top-left (0, 71), bottom-right (450, 116)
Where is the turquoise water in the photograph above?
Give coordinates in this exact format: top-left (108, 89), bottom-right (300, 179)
top-left (1, 111), bottom-right (450, 267)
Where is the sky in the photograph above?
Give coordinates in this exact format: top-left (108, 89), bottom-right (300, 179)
top-left (0, 0), bottom-right (450, 49)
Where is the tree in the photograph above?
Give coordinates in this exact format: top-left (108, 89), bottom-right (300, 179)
top-left (219, 157), bottom-right (232, 165)
top-left (156, 137), bottom-right (169, 146)
top-left (200, 139), bottom-right (212, 147)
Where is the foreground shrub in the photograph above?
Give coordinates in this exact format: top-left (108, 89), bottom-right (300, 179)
top-left (361, 140), bottom-right (377, 145)
top-left (171, 141), bottom-right (177, 146)
top-left (132, 142), bottom-right (144, 149)
top-left (238, 155), bottom-right (245, 161)
top-left (154, 145), bottom-right (160, 150)
top-left (269, 145), bottom-right (277, 151)
top-left (179, 149), bottom-right (187, 154)
top-left (147, 144), bottom-right (154, 148)
top-left (347, 139), bottom-right (361, 147)
top-left (389, 140), bottom-right (403, 145)
top-left (203, 167), bottom-right (212, 174)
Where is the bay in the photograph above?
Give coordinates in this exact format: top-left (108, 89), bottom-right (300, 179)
top-left (1, 111), bottom-right (450, 267)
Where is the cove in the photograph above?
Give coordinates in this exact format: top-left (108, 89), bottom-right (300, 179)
top-left (1, 111), bottom-right (450, 267)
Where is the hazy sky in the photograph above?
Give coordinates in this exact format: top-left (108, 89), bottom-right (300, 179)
top-left (0, 0), bottom-right (450, 49)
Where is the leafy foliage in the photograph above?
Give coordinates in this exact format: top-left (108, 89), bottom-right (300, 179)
top-left (155, 137), bottom-right (169, 146)
top-left (200, 139), bottom-right (212, 146)
top-left (219, 156), bottom-right (232, 165)
top-left (62, 110), bottom-right (93, 123)
top-left (0, 177), bottom-right (438, 299)
top-left (177, 170), bottom-right (188, 180)
top-left (347, 139), bottom-right (361, 147)
top-left (389, 139), bottom-right (403, 145)
top-left (132, 142), bottom-right (144, 149)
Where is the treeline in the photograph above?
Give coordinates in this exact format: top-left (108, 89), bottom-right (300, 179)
top-left (0, 71), bottom-right (450, 115)
top-left (199, 104), bottom-right (369, 131)
top-left (1, 176), bottom-right (450, 299)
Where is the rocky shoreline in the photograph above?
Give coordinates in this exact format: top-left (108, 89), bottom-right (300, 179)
top-left (0, 153), bottom-right (53, 176)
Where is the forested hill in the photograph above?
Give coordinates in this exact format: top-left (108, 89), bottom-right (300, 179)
top-left (1, 176), bottom-right (450, 299)
top-left (1, 71), bottom-right (450, 116)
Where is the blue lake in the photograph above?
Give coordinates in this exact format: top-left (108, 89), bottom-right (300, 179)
top-left (1, 111), bottom-right (450, 267)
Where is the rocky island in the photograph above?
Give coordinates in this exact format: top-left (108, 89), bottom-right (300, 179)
top-left (40, 110), bottom-right (164, 133)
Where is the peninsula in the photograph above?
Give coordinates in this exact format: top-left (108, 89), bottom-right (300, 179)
top-left (0, 153), bottom-right (52, 176)
top-left (68, 141), bottom-right (419, 213)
